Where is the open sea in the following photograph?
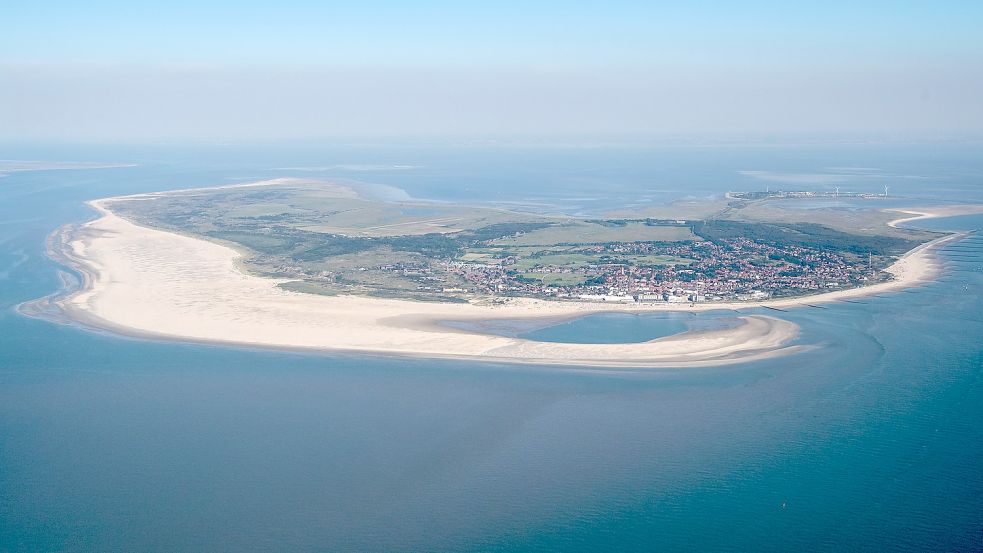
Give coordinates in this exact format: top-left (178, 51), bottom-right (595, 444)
top-left (1, 140), bottom-right (982, 552)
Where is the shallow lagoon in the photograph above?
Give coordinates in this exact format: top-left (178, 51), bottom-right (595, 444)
top-left (444, 311), bottom-right (739, 345)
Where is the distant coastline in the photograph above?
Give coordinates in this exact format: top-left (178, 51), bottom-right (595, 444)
top-left (20, 186), bottom-right (975, 368)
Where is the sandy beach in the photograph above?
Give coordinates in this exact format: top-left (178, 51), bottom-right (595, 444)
top-left (38, 196), bottom-right (970, 368)
top-left (886, 205), bottom-right (983, 228)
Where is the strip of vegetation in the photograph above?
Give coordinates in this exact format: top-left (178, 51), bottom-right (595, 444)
top-left (211, 221), bottom-right (554, 262)
top-left (690, 220), bottom-right (919, 256)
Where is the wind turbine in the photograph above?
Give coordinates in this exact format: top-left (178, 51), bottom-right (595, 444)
top-left (834, 186), bottom-right (840, 198)
top-left (884, 185), bottom-right (889, 198)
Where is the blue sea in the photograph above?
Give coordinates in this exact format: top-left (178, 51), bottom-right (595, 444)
top-left (1, 140), bottom-right (982, 552)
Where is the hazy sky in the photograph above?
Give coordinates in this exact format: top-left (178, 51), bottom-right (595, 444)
top-left (2, 1), bottom-right (982, 141)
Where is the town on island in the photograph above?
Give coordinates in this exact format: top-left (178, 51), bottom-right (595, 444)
top-left (101, 179), bottom-right (939, 306)
top-left (34, 178), bottom-right (969, 368)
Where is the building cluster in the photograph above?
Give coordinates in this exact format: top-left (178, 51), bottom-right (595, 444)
top-left (728, 190), bottom-right (886, 200)
top-left (440, 238), bottom-right (873, 303)
top-left (267, 235), bottom-right (878, 303)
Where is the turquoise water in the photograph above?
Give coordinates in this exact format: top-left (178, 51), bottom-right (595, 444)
top-left (1, 144), bottom-right (982, 551)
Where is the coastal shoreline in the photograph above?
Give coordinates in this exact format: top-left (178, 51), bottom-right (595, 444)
top-left (886, 205), bottom-right (983, 228)
top-left (19, 192), bottom-right (973, 368)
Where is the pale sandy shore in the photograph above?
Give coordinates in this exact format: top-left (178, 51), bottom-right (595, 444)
top-left (34, 196), bottom-right (971, 368)
top-left (886, 205), bottom-right (983, 228)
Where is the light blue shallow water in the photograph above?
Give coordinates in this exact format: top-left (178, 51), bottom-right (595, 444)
top-left (1, 143), bottom-right (982, 552)
top-left (445, 312), bottom-right (709, 344)
top-left (515, 312), bottom-right (740, 344)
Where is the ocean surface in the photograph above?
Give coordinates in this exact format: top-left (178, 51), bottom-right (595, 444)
top-left (1, 140), bottom-right (982, 552)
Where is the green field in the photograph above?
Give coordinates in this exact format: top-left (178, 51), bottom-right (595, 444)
top-left (459, 252), bottom-right (496, 262)
top-left (512, 253), bottom-right (598, 270)
top-left (492, 221), bottom-right (697, 246)
top-left (226, 202), bottom-right (310, 218)
top-left (294, 201), bottom-right (545, 237)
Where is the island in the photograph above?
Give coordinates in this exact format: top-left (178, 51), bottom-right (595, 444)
top-left (33, 178), bottom-right (970, 368)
